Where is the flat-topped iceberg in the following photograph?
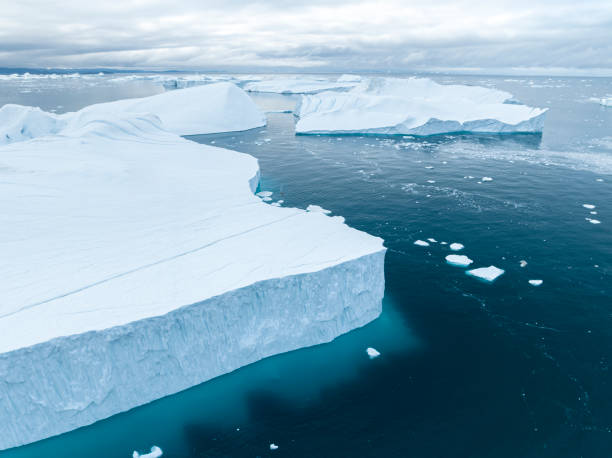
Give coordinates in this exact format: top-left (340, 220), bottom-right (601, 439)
top-left (295, 77), bottom-right (548, 136)
top-left (243, 76), bottom-right (359, 94)
top-left (0, 84), bottom-right (385, 450)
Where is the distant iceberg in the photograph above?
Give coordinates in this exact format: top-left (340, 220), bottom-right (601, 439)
top-left (243, 76), bottom-right (359, 94)
top-left (295, 77), bottom-right (548, 136)
top-left (0, 83), bottom-right (385, 450)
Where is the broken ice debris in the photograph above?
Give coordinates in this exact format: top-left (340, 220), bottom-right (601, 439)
top-left (466, 266), bottom-right (505, 282)
top-left (132, 446), bottom-right (163, 458)
top-left (445, 255), bottom-right (474, 267)
top-left (366, 347), bottom-right (381, 359)
top-left (306, 204), bottom-right (331, 214)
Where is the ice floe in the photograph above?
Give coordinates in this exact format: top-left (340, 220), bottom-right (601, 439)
top-left (466, 266), bottom-right (505, 282)
top-left (520, 260), bottom-right (528, 268)
top-left (270, 443), bottom-right (279, 450)
top-left (481, 177), bottom-right (493, 182)
top-left (582, 204), bottom-right (596, 209)
top-left (528, 280), bottom-right (543, 286)
top-left (586, 218), bottom-right (601, 224)
top-left (445, 255), bottom-right (474, 267)
top-left (450, 243), bottom-right (464, 251)
top-left (414, 240), bottom-right (430, 247)
top-left (295, 77), bottom-right (547, 135)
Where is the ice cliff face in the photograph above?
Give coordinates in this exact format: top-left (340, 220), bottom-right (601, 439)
top-left (0, 82), bottom-right (385, 450)
top-left (295, 77), bottom-right (548, 135)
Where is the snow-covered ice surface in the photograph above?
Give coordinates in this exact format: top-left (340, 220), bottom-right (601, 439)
top-left (0, 84), bottom-right (385, 450)
top-left (465, 266), bottom-right (505, 283)
top-left (295, 77), bottom-right (547, 136)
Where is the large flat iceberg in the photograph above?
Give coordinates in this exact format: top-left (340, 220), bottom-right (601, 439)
top-left (243, 76), bottom-right (359, 94)
top-left (0, 84), bottom-right (385, 450)
top-left (295, 77), bottom-right (548, 135)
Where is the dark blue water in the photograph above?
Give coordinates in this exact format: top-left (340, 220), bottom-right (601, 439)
top-left (2, 75), bottom-right (612, 457)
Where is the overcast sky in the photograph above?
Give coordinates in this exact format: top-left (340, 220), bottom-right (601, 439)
top-left (2, 0), bottom-right (612, 74)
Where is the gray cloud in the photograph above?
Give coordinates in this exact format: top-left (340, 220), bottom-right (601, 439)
top-left (1, 0), bottom-right (612, 73)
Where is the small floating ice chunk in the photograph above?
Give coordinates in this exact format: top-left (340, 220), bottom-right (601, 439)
top-left (427, 238), bottom-right (437, 243)
top-left (482, 177), bottom-right (493, 182)
top-left (425, 166), bottom-right (434, 169)
top-left (445, 254), bottom-right (473, 267)
top-left (264, 138), bottom-right (272, 142)
top-left (133, 446), bottom-right (163, 458)
top-left (450, 243), bottom-right (464, 251)
top-left (262, 197), bottom-right (272, 202)
top-left (427, 180), bottom-right (436, 184)
top-left (306, 204), bottom-right (331, 214)
top-left (586, 218), bottom-right (601, 224)
top-left (528, 279), bottom-right (543, 286)
top-left (466, 266), bottom-right (505, 282)
top-left (366, 347), bottom-right (380, 359)
top-left (519, 260), bottom-right (528, 268)
top-left (440, 241), bottom-right (448, 245)
top-left (414, 240), bottom-right (429, 247)
top-left (270, 443), bottom-right (279, 450)
top-left (256, 191), bottom-right (273, 198)
top-left (596, 178), bottom-right (604, 182)
top-left (582, 204), bottom-right (596, 210)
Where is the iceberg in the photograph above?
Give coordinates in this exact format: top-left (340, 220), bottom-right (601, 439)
top-left (0, 82), bottom-right (265, 146)
top-left (0, 84), bottom-right (385, 450)
top-left (243, 77), bottom-right (359, 94)
top-left (295, 77), bottom-right (548, 136)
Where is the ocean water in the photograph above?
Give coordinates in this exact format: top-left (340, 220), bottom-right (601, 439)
top-left (1, 73), bottom-right (612, 457)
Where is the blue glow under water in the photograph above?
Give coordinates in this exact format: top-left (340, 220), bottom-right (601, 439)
top-left (2, 74), bottom-right (612, 457)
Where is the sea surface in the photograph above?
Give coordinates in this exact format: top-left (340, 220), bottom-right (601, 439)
top-left (1, 72), bottom-right (612, 457)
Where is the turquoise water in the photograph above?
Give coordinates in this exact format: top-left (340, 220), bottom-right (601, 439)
top-left (2, 74), bottom-right (612, 457)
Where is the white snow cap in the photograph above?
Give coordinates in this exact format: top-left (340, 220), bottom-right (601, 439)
top-left (445, 255), bottom-right (474, 267)
top-left (450, 243), bottom-right (464, 251)
top-left (296, 77), bottom-right (547, 136)
top-left (528, 280), bottom-right (543, 286)
top-left (414, 240), bottom-right (430, 247)
top-left (133, 446), bottom-right (163, 458)
top-left (466, 266), bottom-right (505, 282)
top-left (366, 347), bottom-right (381, 359)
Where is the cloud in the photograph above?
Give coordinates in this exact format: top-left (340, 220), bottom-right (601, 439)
top-left (1, 0), bottom-right (612, 73)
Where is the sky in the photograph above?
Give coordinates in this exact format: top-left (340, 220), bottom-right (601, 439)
top-left (2, 0), bottom-right (612, 74)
